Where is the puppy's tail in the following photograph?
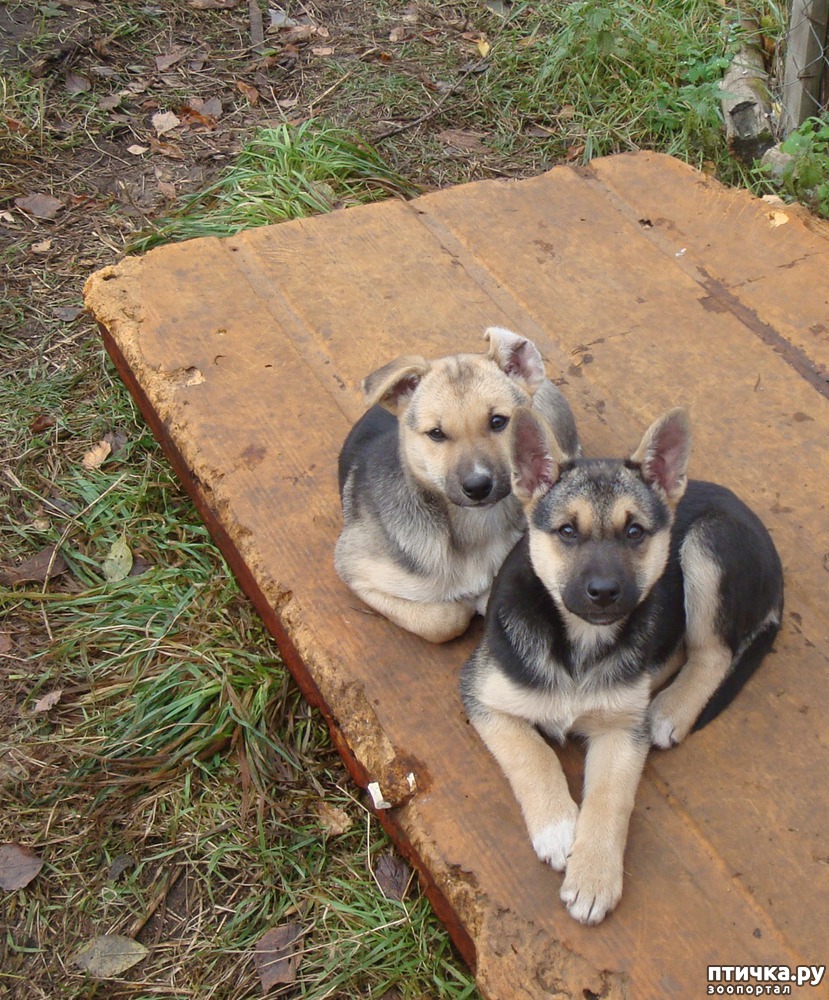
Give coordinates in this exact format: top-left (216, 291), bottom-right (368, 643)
top-left (691, 608), bottom-right (782, 732)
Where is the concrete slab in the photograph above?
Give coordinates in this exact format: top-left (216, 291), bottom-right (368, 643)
top-left (84, 152), bottom-right (829, 999)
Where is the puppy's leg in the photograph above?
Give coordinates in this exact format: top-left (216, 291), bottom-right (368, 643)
top-left (648, 535), bottom-right (732, 747)
top-left (561, 725), bottom-right (649, 924)
top-left (648, 645), bottom-right (686, 693)
top-left (648, 640), bottom-right (732, 747)
top-left (471, 709), bottom-right (578, 870)
top-left (351, 584), bottom-right (475, 643)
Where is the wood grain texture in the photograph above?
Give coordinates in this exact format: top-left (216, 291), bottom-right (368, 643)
top-left (85, 152), bottom-right (829, 1000)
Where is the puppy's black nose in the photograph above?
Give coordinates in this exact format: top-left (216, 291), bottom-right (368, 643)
top-left (586, 577), bottom-right (621, 607)
top-left (461, 472), bottom-right (493, 502)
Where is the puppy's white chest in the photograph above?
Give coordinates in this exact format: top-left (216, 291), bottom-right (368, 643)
top-left (443, 502), bottom-right (522, 598)
top-left (481, 666), bottom-right (650, 739)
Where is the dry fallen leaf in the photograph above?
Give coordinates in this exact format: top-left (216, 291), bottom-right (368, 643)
top-left (0, 843), bottom-right (44, 890)
top-left (155, 49), bottom-right (186, 72)
top-left (107, 854), bottom-right (136, 882)
top-left (152, 110), bottom-right (181, 135)
top-left (0, 632), bottom-right (12, 655)
top-left (201, 96), bottom-right (223, 118)
top-left (437, 128), bottom-right (488, 153)
top-left (82, 439), bottom-right (112, 470)
top-left (281, 24), bottom-right (318, 43)
top-left (269, 7), bottom-right (299, 28)
top-left (157, 180), bottom-right (177, 200)
top-left (65, 71), bottom-right (92, 94)
top-left (525, 124), bottom-right (556, 138)
top-left (374, 852), bottom-right (411, 901)
top-left (102, 535), bottom-right (133, 583)
top-left (148, 136), bottom-right (186, 160)
top-left (30, 413), bottom-right (57, 433)
top-left (312, 46), bottom-right (334, 56)
top-left (476, 38), bottom-right (491, 57)
top-left (0, 546), bottom-right (67, 587)
top-left (255, 924), bottom-right (303, 990)
top-left (127, 144), bottom-right (149, 156)
top-left (53, 305), bottom-right (85, 322)
top-left (316, 801), bottom-right (353, 836)
top-left (31, 239), bottom-right (52, 253)
top-left (73, 935), bottom-right (149, 978)
top-left (15, 193), bottom-right (64, 220)
top-left (32, 689), bottom-right (63, 714)
top-left (236, 80), bottom-right (260, 105)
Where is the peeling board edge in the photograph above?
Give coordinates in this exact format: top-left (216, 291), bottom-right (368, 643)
top-left (96, 321), bottom-right (479, 978)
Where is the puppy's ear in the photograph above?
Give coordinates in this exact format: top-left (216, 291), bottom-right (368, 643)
top-left (361, 355), bottom-right (431, 413)
top-left (484, 327), bottom-right (546, 392)
top-left (510, 407), bottom-right (563, 504)
top-left (631, 407), bottom-right (691, 505)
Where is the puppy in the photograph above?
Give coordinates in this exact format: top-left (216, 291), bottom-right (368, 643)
top-left (335, 328), bottom-right (580, 642)
top-left (461, 406), bottom-right (783, 924)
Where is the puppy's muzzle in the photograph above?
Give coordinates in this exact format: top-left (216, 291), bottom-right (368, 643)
top-left (586, 576), bottom-right (622, 608)
top-left (461, 471), bottom-right (495, 503)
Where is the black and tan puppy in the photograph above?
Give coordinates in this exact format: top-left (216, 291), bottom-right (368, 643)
top-left (461, 406), bottom-right (783, 924)
top-left (335, 328), bottom-right (580, 643)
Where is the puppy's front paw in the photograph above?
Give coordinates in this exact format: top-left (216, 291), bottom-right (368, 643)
top-left (648, 687), bottom-right (694, 748)
top-left (560, 844), bottom-right (623, 925)
top-left (531, 805), bottom-right (578, 871)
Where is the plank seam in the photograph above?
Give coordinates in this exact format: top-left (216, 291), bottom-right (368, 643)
top-left (581, 160), bottom-right (829, 401)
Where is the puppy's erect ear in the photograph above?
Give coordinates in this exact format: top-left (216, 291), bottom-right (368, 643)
top-left (509, 407), bottom-right (564, 504)
top-left (483, 327), bottom-right (546, 393)
top-left (631, 407), bottom-right (692, 505)
top-left (361, 355), bottom-right (431, 413)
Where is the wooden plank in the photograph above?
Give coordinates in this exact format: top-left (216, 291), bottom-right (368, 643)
top-left (587, 151), bottom-right (829, 382)
top-left (85, 152), bottom-right (829, 999)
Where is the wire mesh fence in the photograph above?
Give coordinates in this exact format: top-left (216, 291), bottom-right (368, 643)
top-left (778, 0), bottom-right (829, 135)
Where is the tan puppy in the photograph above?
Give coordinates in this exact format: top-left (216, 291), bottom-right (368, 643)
top-left (462, 406), bottom-right (783, 923)
top-left (335, 328), bottom-right (580, 642)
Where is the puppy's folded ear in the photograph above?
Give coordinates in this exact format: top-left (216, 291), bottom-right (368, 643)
top-left (630, 407), bottom-right (691, 505)
top-left (510, 407), bottom-right (564, 504)
top-left (483, 327), bottom-right (546, 392)
top-left (361, 355), bottom-right (431, 413)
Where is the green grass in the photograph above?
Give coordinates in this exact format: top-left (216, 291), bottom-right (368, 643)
top-left (0, 72), bottom-right (45, 158)
top-left (486, 0), bottom-right (736, 163)
top-left (757, 114), bottom-right (829, 217)
top-left (325, 0), bottom-right (782, 186)
top-left (128, 121), bottom-right (419, 252)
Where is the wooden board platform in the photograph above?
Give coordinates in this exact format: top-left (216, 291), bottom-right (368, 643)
top-left (84, 152), bottom-right (829, 999)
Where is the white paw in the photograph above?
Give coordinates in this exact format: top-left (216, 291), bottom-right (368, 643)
top-left (531, 811), bottom-right (578, 871)
top-left (648, 709), bottom-right (678, 749)
top-left (560, 847), bottom-right (623, 925)
top-left (648, 689), bottom-right (692, 748)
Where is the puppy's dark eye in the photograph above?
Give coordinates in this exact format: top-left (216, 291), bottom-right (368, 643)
top-left (426, 427), bottom-right (446, 442)
top-left (489, 414), bottom-right (509, 432)
top-left (626, 523), bottom-right (646, 542)
top-left (557, 524), bottom-right (578, 541)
